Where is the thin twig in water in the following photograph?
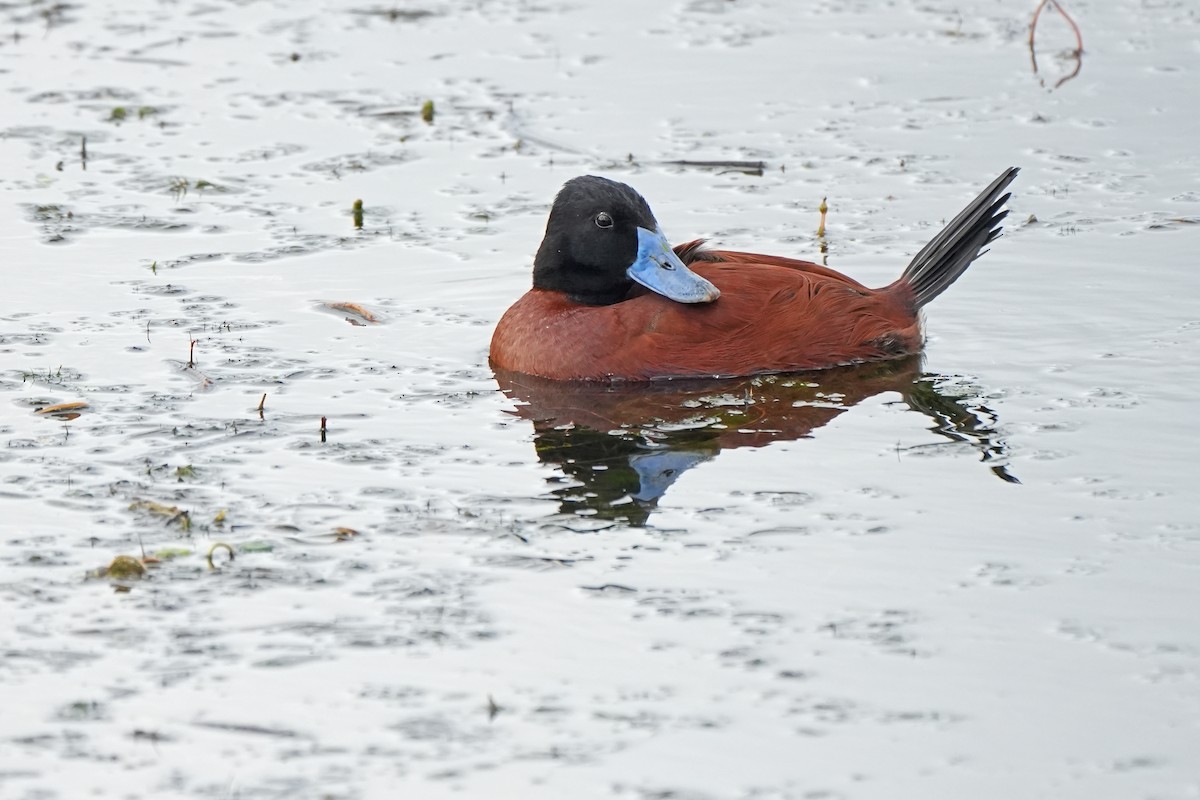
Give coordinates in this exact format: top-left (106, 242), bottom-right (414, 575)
top-left (1029, 0), bottom-right (1084, 89)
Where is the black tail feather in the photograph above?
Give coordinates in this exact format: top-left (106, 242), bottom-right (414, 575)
top-left (899, 167), bottom-right (1019, 310)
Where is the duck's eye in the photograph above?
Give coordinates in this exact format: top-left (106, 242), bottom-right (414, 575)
top-left (595, 212), bottom-right (614, 229)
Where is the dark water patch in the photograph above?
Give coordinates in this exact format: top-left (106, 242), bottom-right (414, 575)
top-left (53, 699), bottom-right (109, 722)
top-left (22, 203), bottom-right (193, 243)
top-left (477, 554), bottom-right (584, 571)
top-left (347, 6), bottom-right (440, 23)
top-left (233, 142), bottom-right (308, 162)
top-left (301, 151), bottom-right (412, 176)
top-left (1, 648), bottom-right (101, 673)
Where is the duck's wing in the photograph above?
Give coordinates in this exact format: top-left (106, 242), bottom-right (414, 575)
top-left (598, 261), bottom-right (919, 380)
top-left (674, 239), bottom-right (872, 292)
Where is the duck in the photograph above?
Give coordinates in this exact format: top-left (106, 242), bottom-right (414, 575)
top-left (490, 168), bottom-right (1018, 381)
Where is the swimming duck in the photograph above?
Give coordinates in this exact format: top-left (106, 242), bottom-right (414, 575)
top-left (490, 168), bottom-right (1018, 381)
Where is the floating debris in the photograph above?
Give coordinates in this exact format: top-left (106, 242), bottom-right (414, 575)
top-left (332, 527), bottom-right (359, 541)
top-left (206, 542), bottom-right (235, 570)
top-left (325, 302), bottom-right (379, 325)
top-left (87, 554), bottom-right (147, 581)
top-left (34, 401), bottom-right (89, 420)
top-left (129, 499), bottom-right (191, 531)
top-left (152, 547), bottom-right (192, 560)
top-left (129, 499), bottom-right (181, 517)
top-left (663, 159), bottom-right (766, 176)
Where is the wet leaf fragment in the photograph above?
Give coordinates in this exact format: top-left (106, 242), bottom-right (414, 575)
top-left (325, 302), bottom-right (379, 325)
top-left (34, 401), bottom-right (89, 420)
top-left (153, 547), bottom-right (192, 560)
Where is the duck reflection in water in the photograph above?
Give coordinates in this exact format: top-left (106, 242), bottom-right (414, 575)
top-left (494, 357), bottom-right (1016, 527)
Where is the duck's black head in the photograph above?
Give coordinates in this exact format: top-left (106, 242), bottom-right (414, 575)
top-left (532, 176), bottom-right (720, 307)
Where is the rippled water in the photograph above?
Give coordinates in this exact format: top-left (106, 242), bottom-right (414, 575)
top-left (2, 1), bottom-right (1198, 798)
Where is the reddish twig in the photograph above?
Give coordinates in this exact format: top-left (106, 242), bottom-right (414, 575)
top-left (1029, 0), bottom-right (1084, 88)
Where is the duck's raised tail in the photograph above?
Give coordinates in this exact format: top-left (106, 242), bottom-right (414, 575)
top-left (896, 167), bottom-right (1019, 310)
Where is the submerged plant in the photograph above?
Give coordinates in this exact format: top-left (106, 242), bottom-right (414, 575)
top-left (169, 177), bottom-right (189, 201)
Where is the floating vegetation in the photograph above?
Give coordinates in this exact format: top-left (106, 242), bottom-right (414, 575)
top-left (325, 302), bottom-right (379, 325)
top-left (421, 99), bottom-right (435, 124)
top-left (206, 542), bottom-right (235, 569)
top-left (331, 527), bottom-right (360, 541)
top-left (33, 401), bottom-right (88, 420)
top-left (108, 105), bottom-right (159, 122)
top-left (129, 499), bottom-right (192, 531)
top-left (29, 205), bottom-right (72, 222)
top-left (169, 178), bottom-right (222, 202)
top-left (88, 554), bottom-right (147, 581)
top-left (353, 198), bottom-right (364, 229)
top-left (21, 365), bottom-right (81, 386)
top-left (153, 547), bottom-right (193, 560)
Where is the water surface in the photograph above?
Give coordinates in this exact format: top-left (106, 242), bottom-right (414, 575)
top-left (1, 1), bottom-right (1198, 798)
